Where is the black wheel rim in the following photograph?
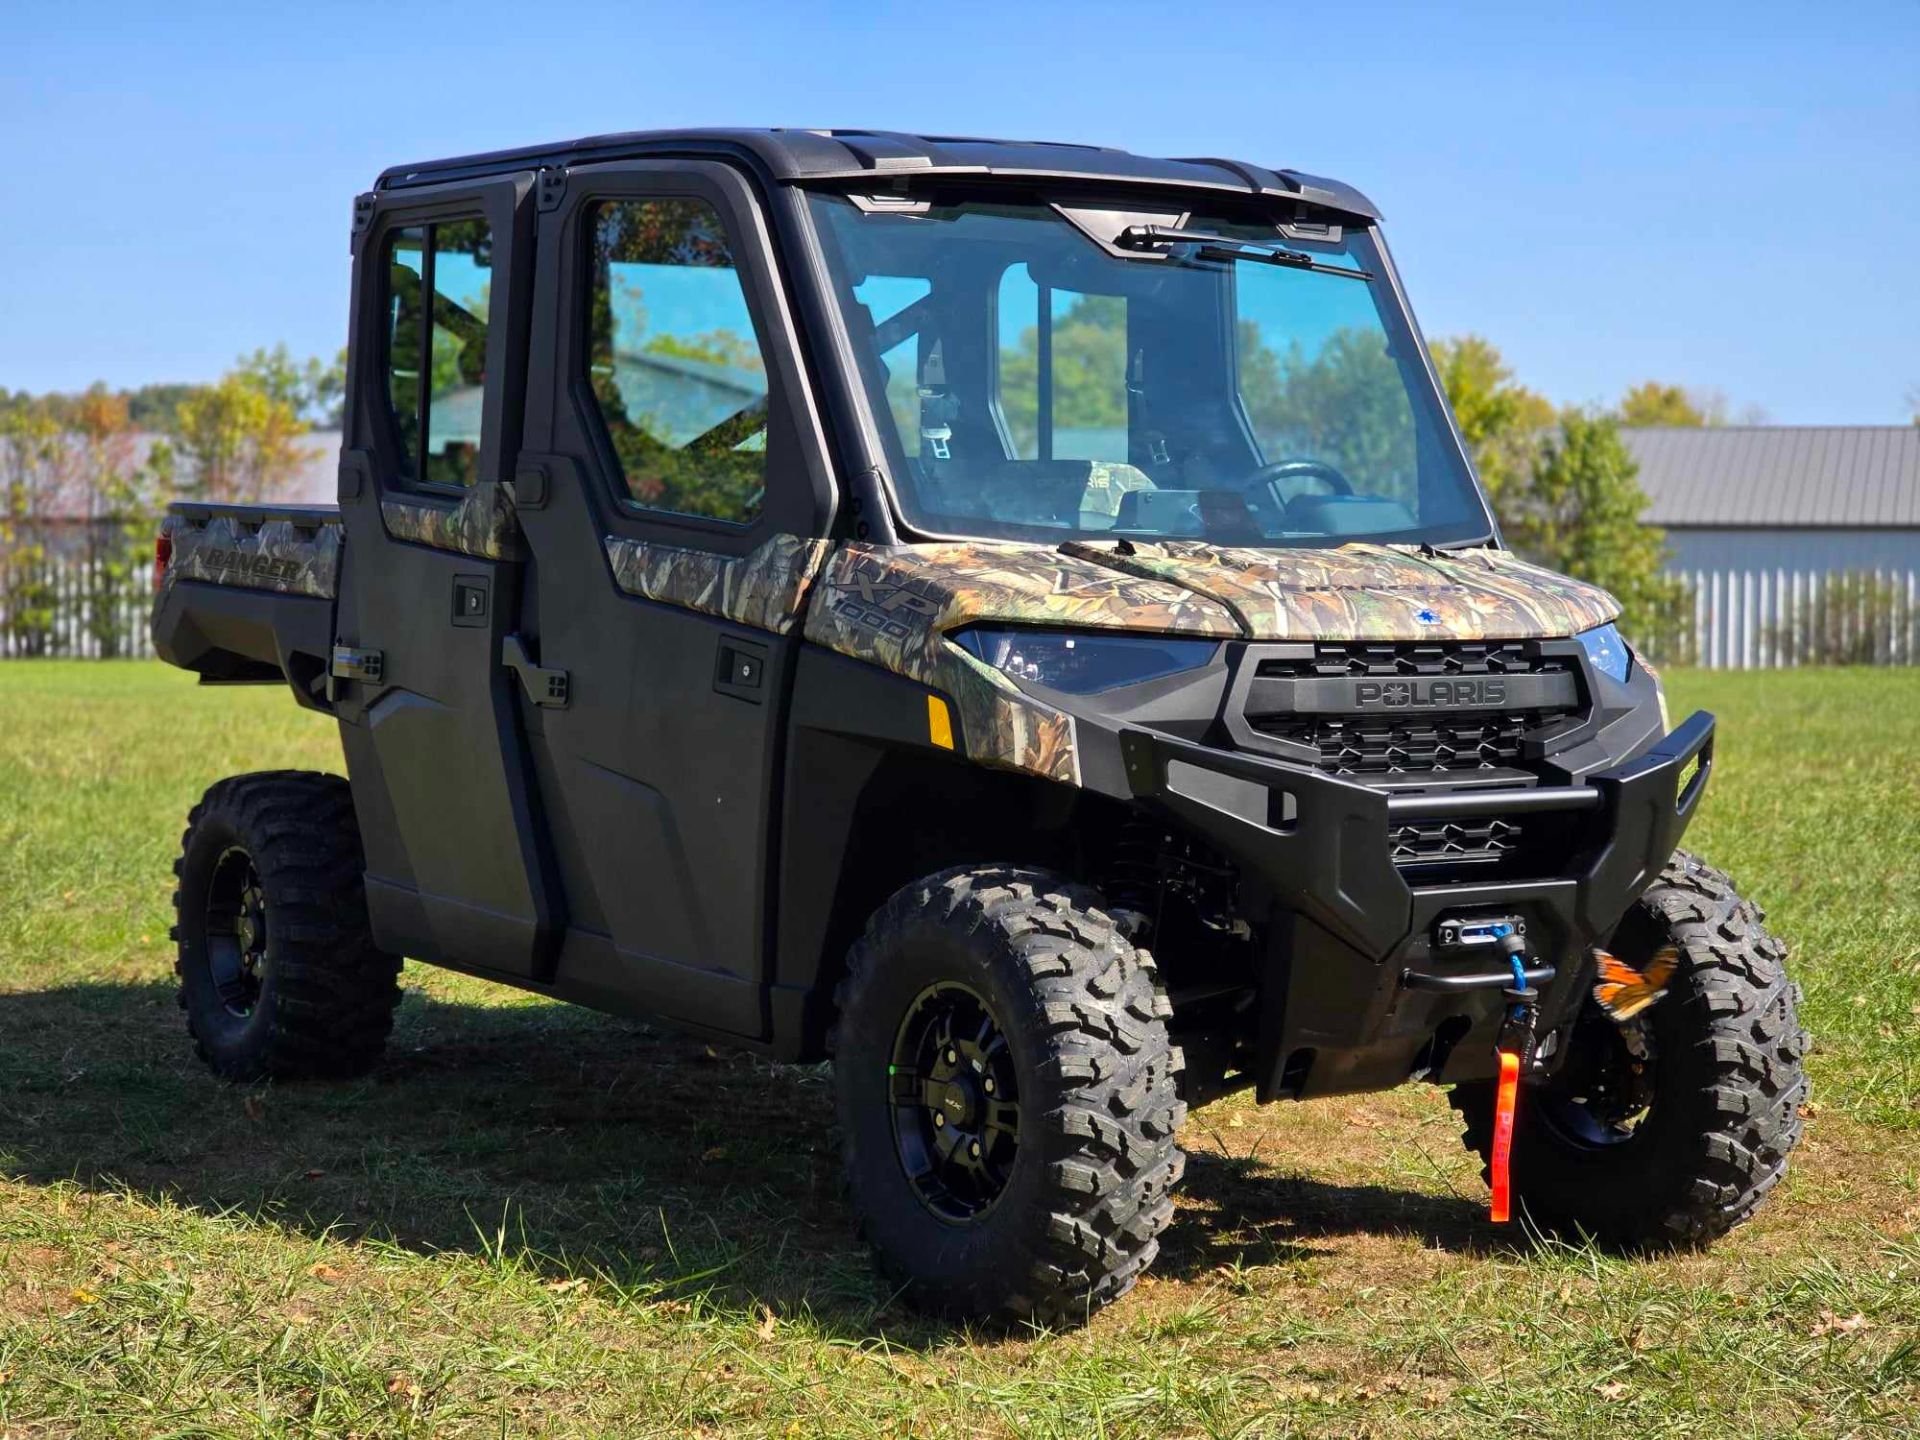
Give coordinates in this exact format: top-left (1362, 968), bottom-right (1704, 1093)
top-left (888, 981), bottom-right (1021, 1224)
top-left (1535, 1005), bottom-right (1658, 1150)
top-left (205, 846), bottom-right (267, 1018)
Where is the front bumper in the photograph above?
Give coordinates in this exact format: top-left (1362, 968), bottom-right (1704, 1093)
top-left (1115, 710), bottom-right (1715, 1097)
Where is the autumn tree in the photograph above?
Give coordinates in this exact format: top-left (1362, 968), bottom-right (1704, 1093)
top-left (1515, 408), bottom-right (1690, 653)
top-left (1427, 338), bottom-right (1690, 656)
top-left (234, 344), bottom-right (348, 427)
top-left (165, 364), bottom-right (308, 504)
top-left (1427, 336), bottom-right (1554, 513)
top-left (1617, 381), bottom-right (1718, 427)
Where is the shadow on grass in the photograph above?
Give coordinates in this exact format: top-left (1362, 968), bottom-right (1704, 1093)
top-left (0, 979), bottom-right (1509, 1339)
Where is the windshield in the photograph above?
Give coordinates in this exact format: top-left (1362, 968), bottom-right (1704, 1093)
top-left (806, 192), bottom-right (1492, 548)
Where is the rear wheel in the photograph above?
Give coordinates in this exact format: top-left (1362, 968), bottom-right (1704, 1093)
top-left (1451, 850), bottom-right (1808, 1248)
top-left (172, 771), bottom-right (401, 1082)
top-left (833, 866), bottom-right (1186, 1327)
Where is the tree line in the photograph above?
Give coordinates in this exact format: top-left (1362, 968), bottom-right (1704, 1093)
top-left (0, 347), bottom-right (344, 655)
top-left (0, 345), bottom-right (345, 523)
top-left (0, 332), bottom-right (1790, 663)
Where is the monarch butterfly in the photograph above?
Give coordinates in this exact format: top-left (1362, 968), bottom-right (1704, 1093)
top-left (1592, 945), bottom-right (1680, 1022)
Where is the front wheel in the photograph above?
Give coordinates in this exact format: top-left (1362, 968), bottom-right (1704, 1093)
top-left (1451, 851), bottom-right (1808, 1248)
top-left (832, 867), bottom-right (1186, 1328)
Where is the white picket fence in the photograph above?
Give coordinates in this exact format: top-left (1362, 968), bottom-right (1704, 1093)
top-left (0, 520), bottom-right (156, 659)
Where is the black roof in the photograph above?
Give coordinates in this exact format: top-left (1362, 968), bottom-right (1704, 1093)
top-left (374, 127), bottom-right (1381, 219)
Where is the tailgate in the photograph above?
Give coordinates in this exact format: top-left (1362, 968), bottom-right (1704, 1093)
top-left (151, 503), bottom-right (343, 707)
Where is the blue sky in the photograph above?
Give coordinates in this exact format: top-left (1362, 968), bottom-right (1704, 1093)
top-left (1, 1), bottom-right (1914, 423)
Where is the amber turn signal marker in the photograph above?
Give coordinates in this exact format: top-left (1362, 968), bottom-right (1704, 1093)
top-left (1490, 1049), bottom-right (1521, 1223)
top-left (927, 694), bottom-right (955, 750)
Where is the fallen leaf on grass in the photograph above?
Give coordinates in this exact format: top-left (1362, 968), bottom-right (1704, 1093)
top-left (1595, 1381), bottom-right (1629, 1401)
top-left (757, 1305), bottom-right (779, 1340)
top-left (702, 1146), bottom-right (729, 1162)
top-left (69, 1288), bottom-right (99, 1305)
top-left (1811, 1310), bottom-right (1872, 1337)
top-left (386, 1374), bottom-right (418, 1399)
top-left (544, 1277), bottom-right (587, 1294)
top-left (307, 1263), bottom-right (345, 1283)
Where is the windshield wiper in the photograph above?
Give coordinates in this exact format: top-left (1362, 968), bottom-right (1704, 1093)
top-left (1114, 224), bottom-right (1373, 280)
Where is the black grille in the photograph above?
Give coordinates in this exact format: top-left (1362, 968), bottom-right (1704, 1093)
top-left (1243, 641), bottom-right (1581, 778)
top-left (1389, 816), bottom-right (1522, 867)
top-left (1262, 712), bottom-right (1537, 775)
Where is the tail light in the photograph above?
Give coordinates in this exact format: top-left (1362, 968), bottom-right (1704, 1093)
top-left (153, 529), bottom-right (173, 595)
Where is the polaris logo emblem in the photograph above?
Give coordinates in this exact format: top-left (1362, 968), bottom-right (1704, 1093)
top-left (1355, 678), bottom-right (1508, 708)
top-left (1414, 608), bottom-right (1440, 624)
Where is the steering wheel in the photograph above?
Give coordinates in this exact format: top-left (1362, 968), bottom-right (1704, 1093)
top-left (1243, 458), bottom-right (1355, 499)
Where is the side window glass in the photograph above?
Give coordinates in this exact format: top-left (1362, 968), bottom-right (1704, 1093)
top-left (996, 265), bottom-right (1130, 462)
top-left (386, 228), bottom-right (427, 473)
top-left (382, 218), bottom-right (494, 487)
top-left (586, 199), bottom-right (769, 524)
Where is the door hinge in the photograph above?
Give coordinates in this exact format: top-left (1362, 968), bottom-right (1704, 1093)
top-left (503, 634), bottom-right (569, 708)
top-left (536, 169), bottom-right (567, 213)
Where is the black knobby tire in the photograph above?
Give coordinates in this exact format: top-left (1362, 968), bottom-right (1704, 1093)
top-left (172, 771), bottom-right (401, 1082)
top-left (832, 866), bottom-right (1186, 1327)
top-left (1450, 850), bottom-right (1808, 1248)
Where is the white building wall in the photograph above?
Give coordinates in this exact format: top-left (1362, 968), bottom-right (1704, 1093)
top-left (1664, 527), bottom-right (1919, 668)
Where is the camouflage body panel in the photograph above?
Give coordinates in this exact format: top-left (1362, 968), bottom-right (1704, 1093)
top-left (157, 510), bottom-right (341, 607)
top-left (1059, 540), bottom-right (1622, 641)
top-left (603, 532), bottom-right (832, 635)
top-left (380, 481), bottom-right (523, 560)
top-left (943, 652), bottom-right (1080, 786)
top-left (802, 542), bottom-right (1239, 783)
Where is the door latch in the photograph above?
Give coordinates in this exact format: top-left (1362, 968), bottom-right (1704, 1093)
top-left (503, 634), bottom-right (569, 708)
top-left (326, 644), bottom-right (384, 705)
top-left (329, 644), bottom-right (384, 683)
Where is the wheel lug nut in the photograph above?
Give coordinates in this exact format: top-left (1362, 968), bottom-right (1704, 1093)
top-left (983, 1077), bottom-right (995, 1094)
top-left (969, 1141), bottom-right (981, 1158)
top-left (933, 1112), bottom-right (945, 1127)
top-left (945, 1049), bottom-right (957, 1065)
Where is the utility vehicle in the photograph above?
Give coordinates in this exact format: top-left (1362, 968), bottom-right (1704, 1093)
top-left (152, 128), bottom-right (1807, 1326)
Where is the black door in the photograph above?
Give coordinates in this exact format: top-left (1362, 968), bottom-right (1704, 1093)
top-left (509, 160), bottom-right (838, 1037)
top-left (332, 173), bottom-right (562, 978)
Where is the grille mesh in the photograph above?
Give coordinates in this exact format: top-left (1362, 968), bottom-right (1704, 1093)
top-left (1389, 816), bottom-right (1522, 867)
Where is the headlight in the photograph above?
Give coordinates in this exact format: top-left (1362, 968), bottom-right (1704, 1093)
top-left (1576, 622), bottom-right (1632, 683)
top-left (951, 627), bottom-right (1219, 694)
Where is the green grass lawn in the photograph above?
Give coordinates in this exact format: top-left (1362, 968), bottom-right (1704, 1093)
top-left (2, 661), bottom-right (1916, 1438)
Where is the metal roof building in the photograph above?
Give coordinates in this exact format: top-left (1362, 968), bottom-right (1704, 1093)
top-left (1622, 426), bottom-right (1920, 667)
